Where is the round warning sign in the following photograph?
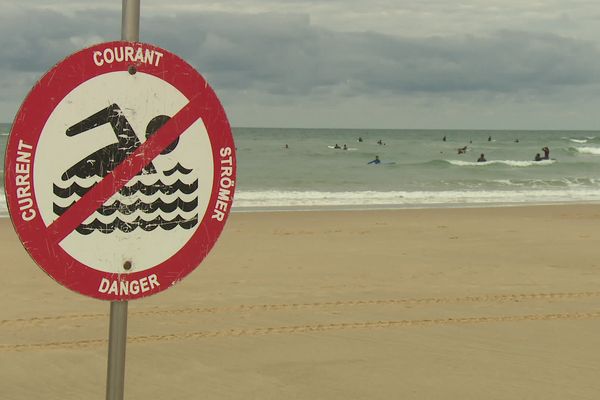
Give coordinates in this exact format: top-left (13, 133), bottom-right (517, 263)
top-left (5, 41), bottom-right (236, 300)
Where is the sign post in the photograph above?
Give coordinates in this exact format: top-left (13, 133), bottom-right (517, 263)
top-left (106, 3), bottom-right (140, 399)
top-left (4, 1), bottom-right (235, 399)
top-left (121, 0), bottom-right (140, 42)
top-left (106, 300), bottom-right (128, 400)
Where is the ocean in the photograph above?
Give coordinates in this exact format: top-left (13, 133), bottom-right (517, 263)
top-left (2, 123), bottom-right (600, 215)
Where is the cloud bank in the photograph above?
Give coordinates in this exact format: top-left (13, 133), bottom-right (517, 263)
top-left (1, 3), bottom-right (600, 128)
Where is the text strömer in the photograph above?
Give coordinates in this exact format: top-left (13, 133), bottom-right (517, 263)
top-left (211, 147), bottom-right (234, 222)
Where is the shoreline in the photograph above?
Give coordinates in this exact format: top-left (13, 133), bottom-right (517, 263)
top-left (231, 199), bottom-right (600, 213)
top-left (0, 201), bottom-right (600, 220)
top-left (2, 199), bottom-right (599, 219)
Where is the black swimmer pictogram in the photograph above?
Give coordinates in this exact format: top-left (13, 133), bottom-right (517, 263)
top-left (53, 104), bottom-right (199, 234)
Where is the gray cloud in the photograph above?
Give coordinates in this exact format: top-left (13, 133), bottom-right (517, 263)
top-left (0, 9), bottom-right (117, 71)
top-left (1, 5), bottom-right (600, 128)
top-left (141, 13), bottom-right (600, 97)
top-left (3, 9), bottom-right (598, 93)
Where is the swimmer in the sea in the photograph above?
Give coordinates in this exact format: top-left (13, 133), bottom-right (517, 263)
top-left (368, 155), bottom-right (381, 164)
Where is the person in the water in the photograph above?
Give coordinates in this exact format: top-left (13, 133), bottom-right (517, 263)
top-left (368, 155), bottom-right (381, 164)
top-left (542, 146), bottom-right (550, 159)
top-left (477, 153), bottom-right (486, 162)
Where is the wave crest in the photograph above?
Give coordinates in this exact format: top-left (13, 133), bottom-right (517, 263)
top-left (575, 147), bottom-right (600, 155)
top-left (445, 159), bottom-right (555, 167)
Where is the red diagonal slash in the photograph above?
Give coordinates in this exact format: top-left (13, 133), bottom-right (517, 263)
top-left (46, 94), bottom-right (204, 244)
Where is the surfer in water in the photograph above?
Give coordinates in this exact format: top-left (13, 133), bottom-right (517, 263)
top-left (477, 153), bottom-right (486, 162)
top-left (534, 153), bottom-right (542, 161)
top-left (457, 146), bottom-right (467, 154)
top-left (368, 155), bottom-right (381, 165)
top-left (542, 146), bottom-right (550, 160)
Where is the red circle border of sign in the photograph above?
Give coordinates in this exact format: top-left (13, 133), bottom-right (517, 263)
top-left (5, 41), bottom-right (236, 301)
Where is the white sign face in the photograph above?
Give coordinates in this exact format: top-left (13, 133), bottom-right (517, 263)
top-left (34, 72), bottom-right (213, 273)
top-left (5, 41), bottom-right (236, 300)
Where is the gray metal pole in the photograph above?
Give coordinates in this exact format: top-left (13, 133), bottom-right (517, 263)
top-left (106, 3), bottom-right (140, 400)
top-left (121, 0), bottom-right (140, 41)
top-left (106, 301), bottom-right (129, 400)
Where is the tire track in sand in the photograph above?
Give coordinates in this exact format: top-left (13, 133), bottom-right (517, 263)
top-left (2, 310), bottom-right (600, 352)
top-left (2, 291), bottom-right (600, 327)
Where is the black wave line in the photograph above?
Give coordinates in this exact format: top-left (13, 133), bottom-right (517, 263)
top-left (53, 179), bottom-right (198, 199)
top-left (53, 182), bottom-right (95, 198)
top-left (120, 179), bottom-right (198, 196)
top-left (54, 197), bottom-right (199, 216)
top-left (164, 163), bottom-right (193, 177)
top-left (75, 215), bottom-right (199, 235)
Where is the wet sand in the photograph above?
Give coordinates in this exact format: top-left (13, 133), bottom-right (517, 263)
top-left (2, 204), bottom-right (600, 399)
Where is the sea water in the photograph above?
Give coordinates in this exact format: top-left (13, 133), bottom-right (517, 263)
top-left (2, 123), bottom-right (600, 215)
top-left (233, 127), bottom-right (600, 210)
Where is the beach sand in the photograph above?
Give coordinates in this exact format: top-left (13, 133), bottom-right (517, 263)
top-left (2, 204), bottom-right (600, 399)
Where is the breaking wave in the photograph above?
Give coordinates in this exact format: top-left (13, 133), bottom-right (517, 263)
top-left (233, 188), bottom-right (600, 209)
top-left (445, 159), bottom-right (556, 167)
top-left (575, 147), bottom-right (600, 155)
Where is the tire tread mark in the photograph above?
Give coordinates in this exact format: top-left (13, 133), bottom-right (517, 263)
top-left (2, 291), bottom-right (600, 327)
top-left (2, 311), bottom-right (600, 353)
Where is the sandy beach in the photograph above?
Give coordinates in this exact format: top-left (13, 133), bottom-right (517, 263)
top-left (2, 204), bottom-right (600, 399)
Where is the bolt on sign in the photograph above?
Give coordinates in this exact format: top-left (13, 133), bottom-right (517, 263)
top-left (5, 41), bottom-right (236, 301)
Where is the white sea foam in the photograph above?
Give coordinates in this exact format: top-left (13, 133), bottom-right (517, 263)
top-left (232, 189), bottom-right (600, 210)
top-left (576, 147), bottom-right (600, 155)
top-left (446, 159), bottom-right (555, 167)
top-left (1, 188), bottom-right (598, 216)
top-left (0, 193), bottom-right (6, 215)
top-left (570, 139), bottom-right (588, 143)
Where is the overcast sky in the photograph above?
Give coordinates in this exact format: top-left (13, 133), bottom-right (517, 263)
top-left (1, 0), bottom-right (600, 129)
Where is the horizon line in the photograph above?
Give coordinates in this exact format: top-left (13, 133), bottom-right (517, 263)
top-left (0, 122), bottom-right (598, 132)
